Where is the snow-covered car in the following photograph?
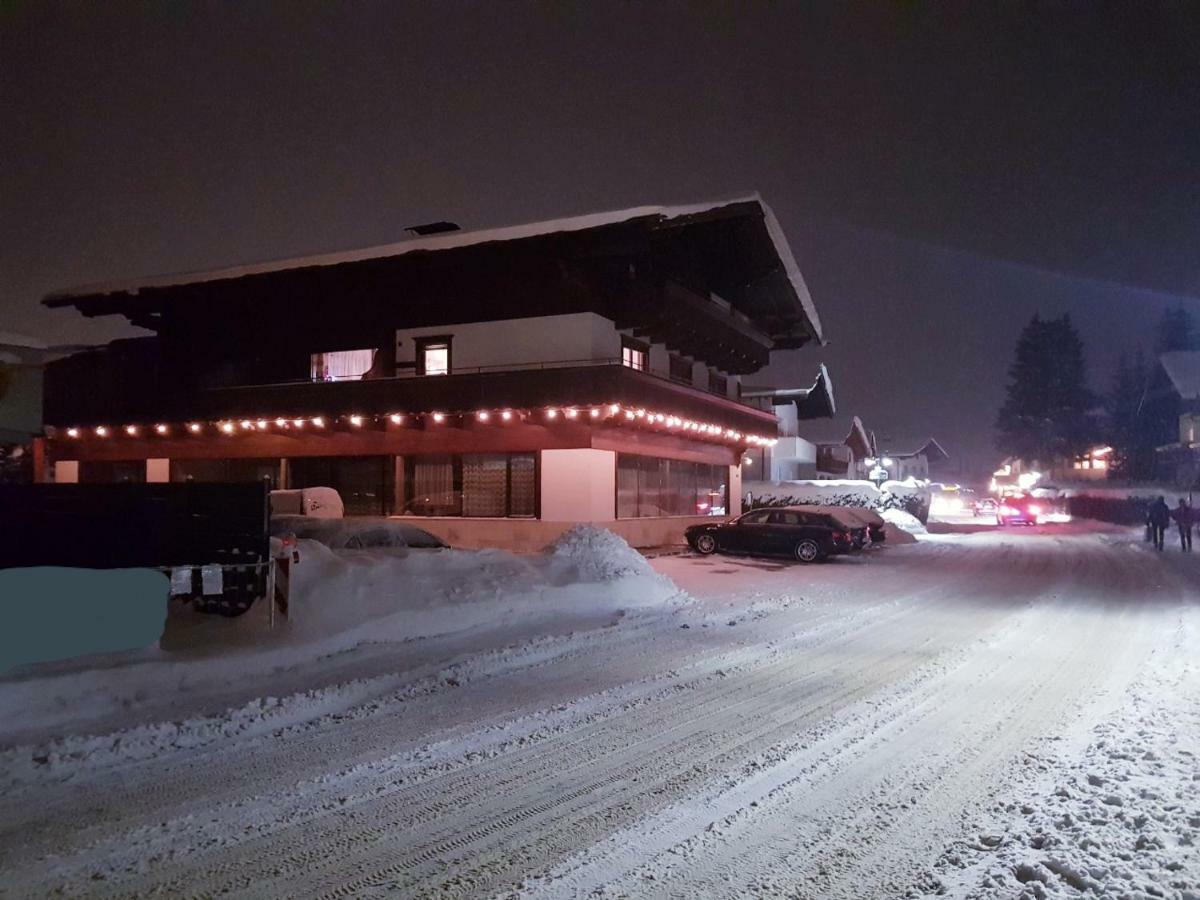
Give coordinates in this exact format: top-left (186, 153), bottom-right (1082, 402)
top-left (269, 517), bottom-right (448, 550)
top-left (686, 508), bottom-right (853, 563)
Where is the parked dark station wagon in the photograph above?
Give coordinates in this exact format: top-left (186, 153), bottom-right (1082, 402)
top-left (686, 506), bottom-right (855, 563)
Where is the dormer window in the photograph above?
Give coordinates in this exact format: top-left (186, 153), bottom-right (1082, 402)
top-left (621, 336), bottom-right (647, 372)
top-left (417, 337), bottom-right (451, 376)
top-left (311, 349), bottom-right (375, 382)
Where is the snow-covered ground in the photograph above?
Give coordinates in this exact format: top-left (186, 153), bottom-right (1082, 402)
top-left (0, 523), bottom-right (1196, 898)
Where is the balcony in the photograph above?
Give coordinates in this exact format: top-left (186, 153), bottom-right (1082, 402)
top-left (200, 361), bottom-right (777, 436)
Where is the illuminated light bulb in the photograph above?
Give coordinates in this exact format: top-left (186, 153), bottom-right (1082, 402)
top-left (546, 408), bottom-right (558, 420)
top-left (501, 410), bottom-right (512, 421)
top-left (477, 411), bottom-right (490, 422)
top-left (220, 421), bottom-right (235, 434)
top-left (125, 425), bottom-right (139, 436)
top-left (155, 424), bottom-right (168, 435)
top-left (187, 422), bottom-right (202, 434)
top-left (590, 408), bottom-right (600, 418)
top-left (311, 416), bottom-right (325, 428)
top-left (349, 415), bottom-right (364, 427)
top-left (66, 427), bottom-right (79, 438)
top-left (293, 418), bottom-right (305, 428)
top-left (624, 410), bottom-right (635, 420)
top-left (432, 412), bottom-right (445, 423)
top-left (95, 426), bottom-right (109, 437)
top-left (565, 408), bottom-right (578, 419)
top-left (240, 420), bottom-right (254, 430)
top-left (389, 413), bottom-right (403, 425)
top-left (275, 418), bottom-right (287, 428)
top-left (635, 409), bottom-right (646, 418)
top-left (655, 414), bottom-right (665, 423)
top-left (609, 404), bottom-right (620, 414)
top-left (256, 419), bottom-right (268, 430)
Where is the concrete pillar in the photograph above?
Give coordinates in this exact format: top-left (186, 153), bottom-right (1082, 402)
top-left (729, 463), bottom-right (742, 517)
top-left (539, 449), bottom-right (616, 522)
top-left (146, 458), bottom-right (170, 483)
top-left (54, 460), bottom-right (79, 484)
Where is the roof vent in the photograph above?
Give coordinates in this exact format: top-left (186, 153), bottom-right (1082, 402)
top-left (405, 221), bottom-right (461, 236)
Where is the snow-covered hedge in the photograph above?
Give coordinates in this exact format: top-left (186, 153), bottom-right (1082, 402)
top-left (744, 479), bottom-right (931, 524)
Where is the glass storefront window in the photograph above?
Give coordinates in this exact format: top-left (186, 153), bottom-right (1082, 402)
top-left (405, 453), bottom-right (537, 518)
top-left (616, 454), bottom-right (728, 518)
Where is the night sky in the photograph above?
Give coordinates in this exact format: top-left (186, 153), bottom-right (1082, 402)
top-left (3, 3), bottom-right (1198, 474)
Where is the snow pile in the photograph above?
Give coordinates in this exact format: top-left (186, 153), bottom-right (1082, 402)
top-left (271, 517), bottom-right (447, 550)
top-left (879, 507), bottom-right (924, 542)
top-left (547, 525), bottom-right (657, 581)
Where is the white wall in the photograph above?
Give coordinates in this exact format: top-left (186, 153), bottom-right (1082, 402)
top-left (767, 436), bottom-right (818, 481)
top-left (539, 449), bottom-right (616, 522)
top-left (728, 464), bottom-right (742, 516)
top-left (54, 460), bottom-right (78, 484)
top-left (397, 312), bottom-right (620, 371)
top-left (146, 458), bottom-right (170, 483)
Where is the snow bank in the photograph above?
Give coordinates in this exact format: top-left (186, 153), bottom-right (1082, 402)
top-left (879, 508), bottom-right (923, 543)
top-left (744, 479), bottom-right (881, 508)
top-left (547, 525), bottom-right (657, 581)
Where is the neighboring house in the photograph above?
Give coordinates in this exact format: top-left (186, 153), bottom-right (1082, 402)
top-left (870, 438), bottom-right (950, 482)
top-left (38, 195), bottom-right (827, 549)
top-left (1154, 350), bottom-right (1200, 487)
top-left (740, 364), bottom-right (836, 480)
top-left (0, 331), bottom-right (50, 444)
top-left (813, 416), bottom-right (875, 479)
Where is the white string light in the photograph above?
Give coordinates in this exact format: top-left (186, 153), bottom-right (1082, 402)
top-left (55, 404), bottom-right (777, 447)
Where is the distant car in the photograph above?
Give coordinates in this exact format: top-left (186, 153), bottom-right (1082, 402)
top-left (686, 507), bottom-right (854, 563)
top-left (973, 497), bottom-right (998, 516)
top-left (996, 495), bottom-right (1044, 526)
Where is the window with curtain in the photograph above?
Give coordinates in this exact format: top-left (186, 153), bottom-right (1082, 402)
top-left (616, 455), bottom-right (728, 518)
top-left (310, 349), bottom-right (376, 382)
top-left (405, 453), bottom-right (536, 517)
top-left (621, 336), bottom-right (647, 372)
top-left (416, 337), bottom-right (451, 376)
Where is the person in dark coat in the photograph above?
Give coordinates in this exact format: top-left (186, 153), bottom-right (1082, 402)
top-left (1172, 498), bottom-right (1194, 552)
top-left (1148, 496), bottom-right (1171, 552)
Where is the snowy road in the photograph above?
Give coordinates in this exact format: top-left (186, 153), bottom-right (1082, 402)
top-left (1, 527), bottom-right (1197, 898)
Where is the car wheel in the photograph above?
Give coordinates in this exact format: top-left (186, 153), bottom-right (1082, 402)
top-left (795, 539), bottom-right (821, 563)
top-left (695, 534), bottom-right (717, 555)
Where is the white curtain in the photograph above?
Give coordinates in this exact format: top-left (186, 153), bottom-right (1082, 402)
top-left (311, 349), bottom-right (375, 381)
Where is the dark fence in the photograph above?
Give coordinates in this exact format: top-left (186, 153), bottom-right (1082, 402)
top-left (0, 482), bottom-right (269, 569)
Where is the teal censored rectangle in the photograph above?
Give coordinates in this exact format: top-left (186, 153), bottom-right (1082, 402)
top-left (0, 568), bottom-right (169, 673)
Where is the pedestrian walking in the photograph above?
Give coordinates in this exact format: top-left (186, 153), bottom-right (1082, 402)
top-left (1172, 498), bottom-right (1193, 552)
top-left (1148, 496), bottom-right (1171, 552)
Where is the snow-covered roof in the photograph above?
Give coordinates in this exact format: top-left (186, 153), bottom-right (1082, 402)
top-left (44, 194), bottom-right (824, 345)
top-left (741, 363), bottom-right (836, 418)
top-left (1159, 351), bottom-right (1200, 400)
top-left (880, 437), bottom-right (950, 462)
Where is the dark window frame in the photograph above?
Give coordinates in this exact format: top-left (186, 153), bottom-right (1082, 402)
top-left (415, 335), bottom-right (453, 376)
top-left (668, 353), bottom-right (693, 384)
top-left (621, 335), bottom-right (649, 372)
top-left (403, 452), bottom-right (539, 518)
top-left (709, 369), bottom-right (728, 396)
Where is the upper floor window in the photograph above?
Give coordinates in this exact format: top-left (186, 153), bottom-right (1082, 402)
top-left (311, 349), bottom-right (375, 382)
top-left (709, 370), bottom-right (728, 396)
top-left (669, 353), bottom-right (693, 384)
top-left (417, 337), bottom-right (451, 376)
top-left (622, 336), bottom-right (647, 372)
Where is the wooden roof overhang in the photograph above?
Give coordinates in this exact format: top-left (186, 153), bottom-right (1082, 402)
top-left (43, 198), bottom-right (821, 375)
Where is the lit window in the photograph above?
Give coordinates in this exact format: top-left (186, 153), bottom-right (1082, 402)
top-left (622, 337), bottom-right (647, 372)
top-left (417, 338), bottom-right (451, 376)
top-left (1093, 458), bottom-right (1107, 470)
top-left (311, 349), bottom-right (375, 382)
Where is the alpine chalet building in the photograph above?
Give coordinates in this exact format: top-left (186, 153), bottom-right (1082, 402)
top-left (39, 195), bottom-right (828, 548)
